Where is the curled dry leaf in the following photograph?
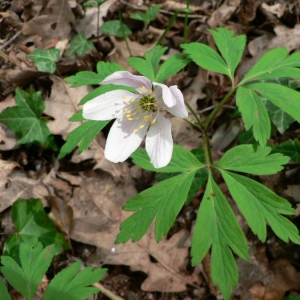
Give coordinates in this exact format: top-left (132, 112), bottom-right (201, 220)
top-left (48, 195), bottom-right (74, 236)
top-left (208, 0), bottom-right (241, 28)
top-left (248, 24), bottom-right (300, 56)
top-left (22, 0), bottom-right (75, 45)
top-left (44, 75), bottom-right (92, 139)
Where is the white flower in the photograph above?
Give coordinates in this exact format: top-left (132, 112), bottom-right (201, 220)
top-left (82, 71), bottom-right (188, 168)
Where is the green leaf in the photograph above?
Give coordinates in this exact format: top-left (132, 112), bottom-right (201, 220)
top-left (128, 45), bottom-right (167, 81)
top-left (0, 88), bottom-right (51, 145)
top-left (130, 12), bottom-right (145, 22)
top-left (43, 261), bottom-right (106, 300)
top-left (156, 53), bottom-right (191, 83)
top-left (264, 99), bottom-right (295, 134)
top-left (131, 145), bottom-right (205, 172)
top-left (240, 48), bottom-right (300, 85)
top-left (209, 27), bottom-right (246, 82)
top-left (116, 172), bottom-right (196, 243)
top-left (58, 120), bottom-right (109, 159)
top-left (236, 86), bottom-right (270, 147)
top-left (191, 174), bottom-right (248, 300)
top-left (271, 139), bottom-right (300, 163)
top-left (221, 170), bottom-right (300, 244)
top-left (68, 34), bottom-right (95, 57)
top-left (145, 5), bottom-right (161, 23)
top-left (83, 0), bottom-right (106, 8)
top-left (215, 145), bottom-right (289, 175)
top-left (69, 110), bottom-right (84, 122)
top-left (3, 198), bottom-right (69, 262)
top-left (65, 61), bottom-right (124, 87)
top-left (27, 48), bottom-right (60, 73)
top-left (1, 239), bottom-right (54, 300)
top-left (100, 20), bottom-right (132, 38)
top-left (155, 148), bottom-right (208, 203)
top-left (0, 278), bottom-right (11, 300)
top-left (246, 82), bottom-right (300, 124)
top-left (181, 43), bottom-right (229, 77)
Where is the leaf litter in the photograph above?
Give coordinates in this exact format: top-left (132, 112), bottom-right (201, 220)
top-left (1, 0), bottom-right (300, 299)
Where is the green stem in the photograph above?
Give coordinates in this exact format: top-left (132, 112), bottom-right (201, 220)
top-left (156, 9), bottom-right (186, 46)
top-left (183, 0), bottom-right (190, 43)
top-left (119, 12), bottom-right (133, 57)
top-left (203, 87), bottom-right (236, 129)
top-left (184, 100), bottom-right (203, 130)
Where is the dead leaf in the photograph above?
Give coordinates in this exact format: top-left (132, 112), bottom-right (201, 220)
top-left (248, 24), bottom-right (300, 57)
top-left (75, 0), bottom-right (118, 38)
top-left (44, 75), bottom-right (91, 139)
top-left (69, 174), bottom-right (200, 292)
top-left (0, 170), bottom-right (48, 213)
top-left (208, 0), bottom-right (241, 28)
top-left (22, 0), bottom-right (75, 45)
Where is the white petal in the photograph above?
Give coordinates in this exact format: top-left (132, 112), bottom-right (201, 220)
top-left (102, 71), bottom-right (152, 90)
top-left (165, 85), bottom-right (188, 118)
top-left (83, 90), bottom-right (134, 120)
top-left (146, 113), bottom-right (173, 168)
top-left (105, 116), bottom-right (149, 163)
top-left (153, 82), bottom-right (176, 107)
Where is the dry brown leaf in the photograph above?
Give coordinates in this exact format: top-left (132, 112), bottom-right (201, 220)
top-left (75, 0), bottom-right (118, 38)
top-left (44, 75), bottom-right (91, 139)
top-left (22, 0), bottom-right (75, 45)
top-left (0, 170), bottom-right (49, 213)
top-left (208, 0), bottom-right (241, 28)
top-left (0, 125), bottom-right (16, 151)
top-left (0, 159), bottom-right (19, 189)
top-left (248, 24), bottom-right (300, 56)
top-left (69, 174), bottom-right (200, 292)
top-left (48, 195), bottom-right (74, 236)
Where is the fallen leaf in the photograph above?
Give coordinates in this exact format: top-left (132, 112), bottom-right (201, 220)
top-left (22, 0), bottom-right (75, 45)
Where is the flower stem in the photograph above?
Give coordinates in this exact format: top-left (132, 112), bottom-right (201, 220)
top-left (183, 0), bottom-right (191, 43)
top-left (203, 87), bottom-right (236, 129)
top-left (119, 12), bottom-right (133, 57)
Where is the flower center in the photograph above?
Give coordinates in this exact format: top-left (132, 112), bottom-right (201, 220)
top-left (122, 89), bottom-right (159, 133)
top-left (138, 94), bottom-right (158, 112)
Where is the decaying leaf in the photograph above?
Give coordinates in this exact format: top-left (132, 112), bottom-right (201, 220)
top-left (22, 0), bottom-right (75, 45)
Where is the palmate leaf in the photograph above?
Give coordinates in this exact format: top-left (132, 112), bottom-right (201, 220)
top-left (128, 45), bottom-right (167, 81)
top-left (215, 144), bottom-right (290, 175)
top-left (0, 88), bottom-right (50, 145)
top-left (0, 278), bottom-right (11, 300)
top-left (264, 99), bottom-right (295, 134)
top-left (131, 145), bottom-right (205, 172)
top-left (100, 20), bottom-right (132, 38)
top-left (181, 42), bottom-right (229, 77)
top-left (58, 120), bottom-right (109, 159)
top-left (116, 171), bottom-right (197, 243)
top-left (43, 261), bottom-right (106, 300)
top-left (271, 139), bottom-right (300, 163)
top-left (65, 61), bottom-right (124, 87)
top-left (209, 27), bottom-right (246, 82)
top-left (27, 48), bottom-right (60, 74)
top-left (221, 170), bottom-right (300, 244)
top-left (0, 238), bottom-right (54, 300)
top-left (3, 199), bottom-right (69, 262)
top-left (191, 174), bottom-right (248, 300)
top-left (156, 53), bottom-right (191, 83)
top-left (155, 148), bottom-right (208, 203)
top-left (240, 47), bottom-right (300, 85)
top-left (236, 86), bottom-right (270, 147)
top-left (247, 82), bottom-right (300, 123)
top-left (68, 34), bottom-right (95, 57)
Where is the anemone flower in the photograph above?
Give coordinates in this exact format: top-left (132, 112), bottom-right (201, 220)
top-left (82, 71), bottom-right (188, 168)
